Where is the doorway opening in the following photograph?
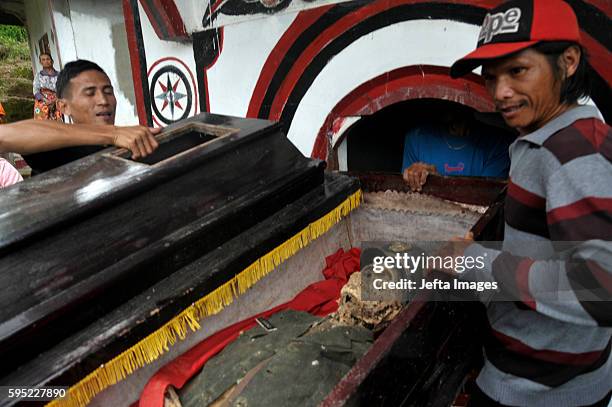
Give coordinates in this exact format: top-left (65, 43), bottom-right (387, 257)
top-left (336, 99), bottom-right (516, 174)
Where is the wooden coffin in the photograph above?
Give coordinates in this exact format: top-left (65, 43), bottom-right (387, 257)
top-left (121, 174), bottom-right (503, 407)
top-left (0, 113), bottom-right (360, 406)
top-left (0, 111), bottom-right (505, 406)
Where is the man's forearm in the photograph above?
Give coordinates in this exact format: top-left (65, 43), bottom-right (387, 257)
top-left (0, 120), bottom-right (115, 154)
top-left (462, 242), bottom-right (611, 327)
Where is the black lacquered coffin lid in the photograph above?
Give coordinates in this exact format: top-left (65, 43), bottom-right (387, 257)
top-left (0, 113), bottom-right (359, 394)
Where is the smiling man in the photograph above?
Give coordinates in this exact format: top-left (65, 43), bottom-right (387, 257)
top-left (448, 0), bottom-right (611, 406)
top-left (56, 60), bottom-right (117, 126)
top-left (24, 60), bottom-right (157, 174)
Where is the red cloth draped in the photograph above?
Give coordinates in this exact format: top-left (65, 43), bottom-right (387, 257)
top-left (135, 248), bottom-right (360, 407)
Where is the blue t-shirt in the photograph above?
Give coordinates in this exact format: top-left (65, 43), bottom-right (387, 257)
top-left (401, 124), bottom-right (510, 178)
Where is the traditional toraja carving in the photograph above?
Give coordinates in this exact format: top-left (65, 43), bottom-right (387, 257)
top-left (148, 57), bottom-right (198, 126)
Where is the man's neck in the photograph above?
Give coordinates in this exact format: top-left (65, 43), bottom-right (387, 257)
top-left (518, 103), bottom-right (577, 136)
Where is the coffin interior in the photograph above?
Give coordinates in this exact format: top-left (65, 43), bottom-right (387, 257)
top-left (88, 191), bottom-right (485, 406)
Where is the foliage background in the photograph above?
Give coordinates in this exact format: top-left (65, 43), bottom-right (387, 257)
top-left (0, 24), bottom-right (34, 122)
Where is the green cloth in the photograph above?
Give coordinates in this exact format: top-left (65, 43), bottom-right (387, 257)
top-left (179, 310), bottom-right (373, 407)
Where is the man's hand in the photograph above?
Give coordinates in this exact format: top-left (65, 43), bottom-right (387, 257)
top-left (402, 162), bottom-right (438, 192)
top-left (111, 126), bottom-right (160, 159)
top-left (433, 232), bottom-right (475, 276)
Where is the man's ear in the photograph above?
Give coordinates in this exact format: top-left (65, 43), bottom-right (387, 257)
top-left (57, 99), bottom-right (70, 116)
top-left (561, 45), bottom-right (581, 79)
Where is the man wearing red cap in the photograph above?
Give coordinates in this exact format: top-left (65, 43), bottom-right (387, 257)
top-left (449, 0), bottom-right (611, 406)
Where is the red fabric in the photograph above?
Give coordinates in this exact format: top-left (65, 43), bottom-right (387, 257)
top-left (450, 0), bottom-right (581, 78)
top-left (135, 248), bottom-right (360, 407)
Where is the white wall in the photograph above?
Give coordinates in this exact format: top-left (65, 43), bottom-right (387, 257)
top-left (24, 0), bottom-right (138, 125)
top-left (287, 19), bottom-right (480, 155)
top-left (24, 0), bottom-right (58, 80)
top-left (66, 0), bottom-right (138, 125)
top-left (138, 1), bottom-right (200, 127)
top-left (173, 0), bottom-right (352, 32)
top-left (49, 0), bottom-right (78, 66)
top-left (206, 11), bottom-right (297, 116)
top-left (207, 16), bottom-right (481, 156)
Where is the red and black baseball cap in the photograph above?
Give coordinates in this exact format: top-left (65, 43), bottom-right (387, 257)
top-left (450, 0), bottom-right (581, 78)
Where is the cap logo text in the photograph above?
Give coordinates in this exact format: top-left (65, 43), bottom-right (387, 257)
top-left (478, 7), bottom-right (522, 44)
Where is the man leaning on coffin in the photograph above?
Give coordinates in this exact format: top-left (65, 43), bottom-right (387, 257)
top-left (22, 60), bottom-right (159, 175)
top-left (0, 59), bottom-right (159, 187)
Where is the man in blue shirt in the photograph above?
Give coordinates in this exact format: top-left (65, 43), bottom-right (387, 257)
top-left (402, 111), bottom-right (510, 191)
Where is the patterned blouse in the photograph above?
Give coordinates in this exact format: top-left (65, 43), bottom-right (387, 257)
top-left (33, 69), bottom-right (59, 101)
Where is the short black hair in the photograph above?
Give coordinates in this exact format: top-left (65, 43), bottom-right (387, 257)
top-left (39, 52), bottom-right (53, 61)
top-left (56, 59), bottom-right (107, 99)
top-left (531, 41), bottom-right (591, 105)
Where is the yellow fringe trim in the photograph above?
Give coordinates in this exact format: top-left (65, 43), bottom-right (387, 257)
top-left (47, 189), bottom-right (362, 407)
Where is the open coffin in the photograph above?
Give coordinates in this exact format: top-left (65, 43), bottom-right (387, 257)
top-left (0, 114), bottom-right (504, 407)
top-left (133, 182), bottom-right (503, 407)
top-left (92, 180), bottom-right (503, 406)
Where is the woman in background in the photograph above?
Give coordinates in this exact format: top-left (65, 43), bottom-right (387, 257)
top-left (33, 52), bottom-right (62, 121)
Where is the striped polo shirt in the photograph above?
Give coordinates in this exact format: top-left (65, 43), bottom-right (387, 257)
top-left (464, 105), bottom-right (612, 406)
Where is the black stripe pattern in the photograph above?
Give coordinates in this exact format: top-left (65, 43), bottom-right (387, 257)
top-left (278, 3), bottom-right (486, 132)
top-left (567, 260), bottom-right (612, 325)
top-left (485, 334), bottom-right (611, 387)
top-left (505, 195), bottom-right (549, 238)
top-left (543, 126), bottom-right (598, 165)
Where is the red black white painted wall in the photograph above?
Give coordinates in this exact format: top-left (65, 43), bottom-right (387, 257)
top-left (121, 0), bottom-right (611, 159)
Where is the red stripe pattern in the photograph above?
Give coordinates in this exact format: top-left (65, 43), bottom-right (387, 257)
top-left (311, 65), bottom-right (493, 159)
top-left (122, 0), bottom-right (149, 125)
top-left (248, 0), bottom-right (504, 121)
top-left (548, 197), bottom-right (612, 224)
top-left (247, 5), bottom-right (333, 118)
top-left (587, 260), bottom-right (612, 295)
top-left (507, 180), bottom-right (546, 209)
top-left (492, 329), bottom-right (608, 366)
top-left (484, 111), bottom-right (612, 398)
